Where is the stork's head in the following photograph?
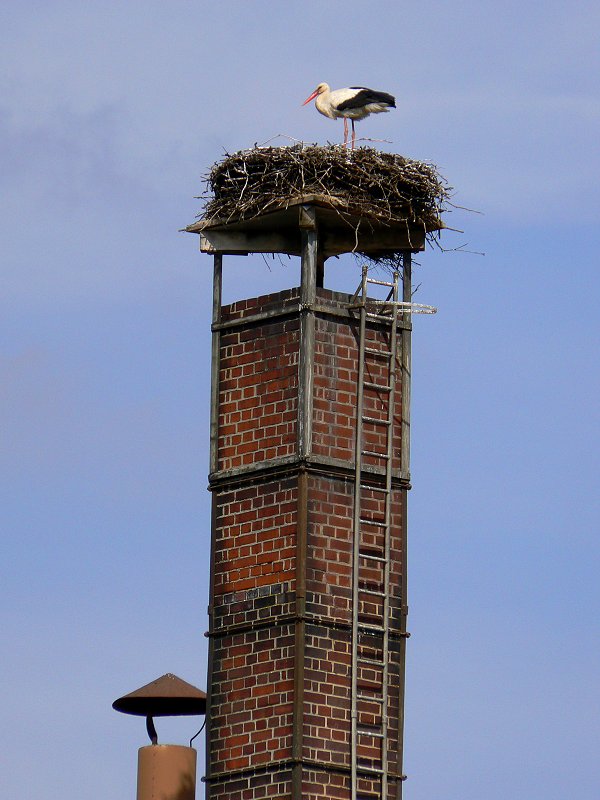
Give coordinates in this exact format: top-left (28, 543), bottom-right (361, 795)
top-left (302, 83), bottom-right (329, 105)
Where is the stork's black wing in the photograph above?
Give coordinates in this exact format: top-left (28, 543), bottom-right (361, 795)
top-left (337, 87), bottom-right (396, 111)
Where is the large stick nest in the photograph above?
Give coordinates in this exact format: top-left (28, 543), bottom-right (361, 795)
top-left (200, 144), bottom-right (450, 234)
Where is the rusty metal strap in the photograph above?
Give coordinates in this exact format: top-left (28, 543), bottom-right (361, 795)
top-left (205, 612), bottom-right (410, 640)
top-left (204, 756), bottom-right (406, 783)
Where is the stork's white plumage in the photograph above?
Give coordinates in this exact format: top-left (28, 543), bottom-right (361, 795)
top-left (303, 82), bottom-right (396, 148)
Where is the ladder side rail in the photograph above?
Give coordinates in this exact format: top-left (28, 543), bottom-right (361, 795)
top-left (380, 271), bottom-right (400, 800)
top-left (396, 252), bottom-right (412, 800)
top-left (400, 256), bottom-right (412, 480)
top-left (351, 265), bottom-right (369, 800)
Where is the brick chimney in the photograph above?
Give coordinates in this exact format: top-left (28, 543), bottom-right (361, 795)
top-left (191, 200), bottom-right (420, 800)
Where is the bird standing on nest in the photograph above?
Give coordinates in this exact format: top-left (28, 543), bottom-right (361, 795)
top-left (303, 82), bottom-right (396, 149)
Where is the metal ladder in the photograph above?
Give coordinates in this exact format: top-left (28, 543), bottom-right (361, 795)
top-left (349, 266), bottom-right (400, 800)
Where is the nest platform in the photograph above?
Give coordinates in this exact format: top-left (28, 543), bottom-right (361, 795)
top-left (186, 145), bottom-right (449, 258)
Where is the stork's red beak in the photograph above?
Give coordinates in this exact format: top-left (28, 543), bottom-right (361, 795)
top-left (302, 89), bottom-right (319, 106)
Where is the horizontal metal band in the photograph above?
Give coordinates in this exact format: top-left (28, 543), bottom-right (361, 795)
top-left (213, 299), bottom-right (412, 332)
top-left (203, 756), bottom-right (406, 783)
top-left (206, 610), bottom-right (409, 641)
top-left (203, 758), bottom-right (294, 783)
top-left (208, 454), bottom-right (411, 491)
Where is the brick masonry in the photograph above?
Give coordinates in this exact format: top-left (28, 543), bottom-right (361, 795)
top-left (206, 286), bottom-right (408, 800)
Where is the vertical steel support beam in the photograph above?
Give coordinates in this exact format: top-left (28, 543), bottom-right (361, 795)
top-left (206, 253), bottom-right (223, 798)
top-left (204, 494), bottom-right (218, 798)
top-left (298, 205), bottom-right (317, 460)
top-left (293, 206), bottom-right (317, 800)
top-left (209, 254), bottom-right (223, 475)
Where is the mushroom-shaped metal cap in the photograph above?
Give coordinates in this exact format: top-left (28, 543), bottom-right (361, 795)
top-left (112, 673), bottom-right (206, 717)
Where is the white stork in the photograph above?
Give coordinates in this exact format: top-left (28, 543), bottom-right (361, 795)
top-left (303, 82), bottom-right (396, 149)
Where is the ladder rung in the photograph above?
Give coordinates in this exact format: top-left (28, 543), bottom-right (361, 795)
top-left (358, 656), bottom-right (385, 666)
top-left (361, 450), bottom-right (389, 459)
top-left (357, 693), bottom-right (384, 703)
top-left (358, 622), bottom-right (386, 633)
top-left (359, 587), bottom-right (386, 597)
top-left (359, 518), bottom-right (387, 527)
top-left (356, 765), bottom-right (385, 776)
top-left (366, 277), bottom-right (394, 287)
top-left (364, 346), bottom-right (392, 358)
top-left (362, 415), bottom-right (391, 426)
top-left (359, 552), bottom-right (386, 563)
top-left (357, 728), bottom-right (385, 739)
top-left (360, 484), bottom-right (389, 493)
top-left (364, 381), bottom-right (391, 392)
top-left (365, 312), bottom-right (393, 321)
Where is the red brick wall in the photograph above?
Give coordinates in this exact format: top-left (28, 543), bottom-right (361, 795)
top-left (207, 286), bottom-right (407, 800)
top-left (217, 291), bottom-right (300, 474)
top-left (209, 618), bottom-right (296, 773)
top-left (209, 475), bottom-right (298, 785)
top-left (212, 479), bottom-right (297, 595)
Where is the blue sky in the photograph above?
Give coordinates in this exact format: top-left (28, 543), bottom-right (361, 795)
top-left (1, 2), bottom-right (599, 798)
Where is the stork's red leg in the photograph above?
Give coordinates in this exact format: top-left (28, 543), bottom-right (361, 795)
top-left (351, 120), bottom-right (356, 150)
top-left (343, 117), bottom-right (348, 147)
